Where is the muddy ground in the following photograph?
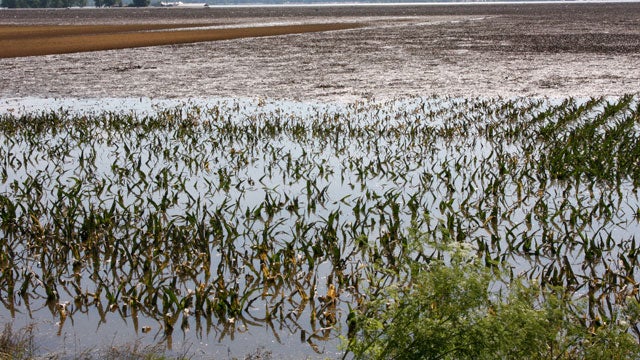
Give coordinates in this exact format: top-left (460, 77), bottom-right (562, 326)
top-left (0, 3), bottom-right (639, 101)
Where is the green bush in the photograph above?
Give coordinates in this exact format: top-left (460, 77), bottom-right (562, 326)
top-left (346, 243), bottom-right (640, 360)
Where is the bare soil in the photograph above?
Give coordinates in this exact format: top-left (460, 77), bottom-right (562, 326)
top-left (1, 3), bottom-right (639, 101)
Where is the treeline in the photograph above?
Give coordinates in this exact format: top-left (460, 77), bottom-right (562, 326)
top-left (0, 0), bottom-right (521, 9)
top-left (1, 0), bottom-right (87, 6)
top-left (93, 0), bottom-right (149, 6)
top-left (0, 0), bottom-right (151, 7)
top-left (205, 0), bottom-right (476, 3)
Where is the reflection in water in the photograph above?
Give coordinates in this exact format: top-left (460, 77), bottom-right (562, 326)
top-left (1, 96), bottom-right (640, 357)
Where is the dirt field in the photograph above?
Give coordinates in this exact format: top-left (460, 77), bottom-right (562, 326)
top-left (1, 3), bottom-right (639, 101)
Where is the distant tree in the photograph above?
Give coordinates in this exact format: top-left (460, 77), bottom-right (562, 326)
top-left (131, 0), bottom-right (148, 6)
top-left (2, 0), bottom-right (85, 7)
top-left (101, 0), bottom-right (121, 6)
top-left (20, 0), bottom-right (39, 6)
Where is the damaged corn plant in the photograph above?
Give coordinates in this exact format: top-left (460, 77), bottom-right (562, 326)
top-left (1, 95), bottom-right (640, 357)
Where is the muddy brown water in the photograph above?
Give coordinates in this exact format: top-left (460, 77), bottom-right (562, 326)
top-left (0, 23), bottom-right (362, 58)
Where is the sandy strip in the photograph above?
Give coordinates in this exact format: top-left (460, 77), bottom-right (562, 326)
top-left (0, 24), bottom-right (216, 40)
top-left (0, 23), bottom-right (360, 58)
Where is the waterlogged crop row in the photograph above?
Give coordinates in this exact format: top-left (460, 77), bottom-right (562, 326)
top-left (0, 95), bottom-right (639, 353)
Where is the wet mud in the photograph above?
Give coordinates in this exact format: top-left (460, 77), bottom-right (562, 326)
top-left (1, 3), bottom-right (639, 102)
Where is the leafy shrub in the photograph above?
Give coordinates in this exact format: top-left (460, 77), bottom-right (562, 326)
top-left (346, 241), bottom-right (640, 360)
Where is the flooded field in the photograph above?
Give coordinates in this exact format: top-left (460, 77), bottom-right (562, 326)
top-left (1, 2), bottom-right (640, 359)
top-left (2, 95), bottom-right (640, 358)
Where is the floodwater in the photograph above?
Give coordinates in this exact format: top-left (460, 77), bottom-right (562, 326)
top-left (1, 3), bottom-right (640, 359)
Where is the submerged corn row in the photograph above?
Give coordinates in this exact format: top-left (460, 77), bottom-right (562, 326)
top-left (1, 95), bottom-right (639, 351)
